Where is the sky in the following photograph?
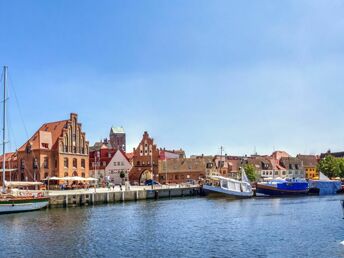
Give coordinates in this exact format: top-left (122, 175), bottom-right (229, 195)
top-left (1, 0), bottom-right (344, 157)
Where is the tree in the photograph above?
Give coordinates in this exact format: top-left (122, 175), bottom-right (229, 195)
top-left (317, 155), bottom-right (344, 178)
top-left (243, 164), bottom-right (258, 182)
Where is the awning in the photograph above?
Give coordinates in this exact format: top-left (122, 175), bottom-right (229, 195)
top-left (43, 176), bottom-right (98, 181)
top-left (5, 181), bottom-right (43, 187)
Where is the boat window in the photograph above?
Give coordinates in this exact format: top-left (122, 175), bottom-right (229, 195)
top-left (221, 180), bottom-right (228, 189)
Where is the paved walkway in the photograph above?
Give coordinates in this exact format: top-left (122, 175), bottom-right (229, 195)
top-left (46, 184), bottom-right (199, 196)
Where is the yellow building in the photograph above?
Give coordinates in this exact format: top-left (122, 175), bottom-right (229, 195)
top-left (297, 155), bottom-right (319, 179)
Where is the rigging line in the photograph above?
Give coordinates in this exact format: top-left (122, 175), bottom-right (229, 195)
top-left (7, 71), bottom-right (38, 181)
top-left (7, 72), bottom-right (30, 140)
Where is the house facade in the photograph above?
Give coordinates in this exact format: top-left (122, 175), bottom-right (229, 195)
top-left (17, 113), bottom-right (89, 181)
top-left (129, 131), bottom-right (159, 185)
top-left (297, 154), bottom-right (319, 179)
top-left (105, 150), bottom-right (132, 184)
top-left (158, 157), bottom-right (206, 184)
top-left (279, 157), bottom-right (305, 178)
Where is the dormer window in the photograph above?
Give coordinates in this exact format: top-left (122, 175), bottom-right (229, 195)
top-left (26, 144), bottom-right (32, 154)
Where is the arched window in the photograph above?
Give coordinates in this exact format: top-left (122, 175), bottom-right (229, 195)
top-left (81, 172), bottom-right (85, 178)
top-left (64, 172), bottom-right (68, 177)
top-left (72, 171), bottom-right (78, 176)
top-left (64, 158), bottom-right (69, 168)
top-left (73, 158), bottom-right (77, 168)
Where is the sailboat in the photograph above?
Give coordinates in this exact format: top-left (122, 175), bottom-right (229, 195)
top-left (0, 66), bottom-right (49, 214)
top-left (202, 167), bottom-right (253, 198)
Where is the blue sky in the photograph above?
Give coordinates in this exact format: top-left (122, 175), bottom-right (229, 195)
top-left (1, 0), bottom-right (344, 156)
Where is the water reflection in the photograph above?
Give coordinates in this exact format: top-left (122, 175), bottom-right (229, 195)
top-left (0, 195), bottom-right (343, 257)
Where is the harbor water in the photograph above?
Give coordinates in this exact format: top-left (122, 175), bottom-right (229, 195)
top-left (1, 195), bottom-right (344, 258)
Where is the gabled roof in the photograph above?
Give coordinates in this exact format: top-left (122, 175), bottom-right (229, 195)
top-left (320, 151), bottom-right (344, 159)
top-left (271, 151), bottom-right (290, 160)
top-left (296, 154), bottom-right (318, 167)
top-left (18, 120), bottom-right (68, 152)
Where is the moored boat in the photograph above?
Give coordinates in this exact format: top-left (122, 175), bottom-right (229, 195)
top-left (0, 66), bottom-right (49, 214)
top-left (0, 194), bottom-right (49, 214)
top-left (202, 168), bottom-right (253, 198)
top-left (256, 179), bottom-right (309, 196)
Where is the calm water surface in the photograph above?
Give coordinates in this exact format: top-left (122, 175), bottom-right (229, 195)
top-left (1, 195), bottom-right (344, 258)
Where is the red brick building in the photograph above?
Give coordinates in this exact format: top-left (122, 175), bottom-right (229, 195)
top-left (0, 152), bottom-right (18, 183)
top-left (17, 113), bottom-right (89, 181)
top-left (129, 131), bottom-right (159, 185)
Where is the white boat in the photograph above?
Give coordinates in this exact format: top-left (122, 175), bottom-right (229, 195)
top-left (0, 194), bottom-right (49, 214)
top-left (0, 66), bottom-right (49, 214)
top-left (202, 168), bottom-right (253, 198)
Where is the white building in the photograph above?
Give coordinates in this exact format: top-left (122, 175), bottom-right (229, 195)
top-left (105, 150), bottom-right (132, 184)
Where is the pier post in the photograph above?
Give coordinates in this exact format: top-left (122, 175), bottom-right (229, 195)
top-left (121, 191), bottom-right (125, 202)
top-left (64, 195), bottom-right (68, 207)
top-left (135, 191), bottom-right (138, 201)
top-left (106, 192), bottom-right (109, 203)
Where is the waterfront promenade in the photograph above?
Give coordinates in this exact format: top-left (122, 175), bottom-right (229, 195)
top-left (22, 184), bottom-right (201, 208)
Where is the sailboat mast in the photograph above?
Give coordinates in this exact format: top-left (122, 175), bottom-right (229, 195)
top-left (2, 66), bottom-right (7, 193)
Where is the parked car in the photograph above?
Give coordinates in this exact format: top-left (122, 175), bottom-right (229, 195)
top-left (144, 179), bottom-right (160, 186)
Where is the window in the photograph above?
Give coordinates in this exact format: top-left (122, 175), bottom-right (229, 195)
top-left (81, 159), bottom-right (85, 168)
top-left (121, 162), bottom-right (124, 166)
top-left (42, 143), bottom-right (49, 149)
top-left (20, 159), bottom-right (25, 170)
top-left (43, 157), bottom-right (49, 169)
top-left (274, 171), bottom-right (278, 175)
top-left (64, 158), bottom-right (69, 168)
top-left (295, 164), bottom-right (299, 170)
top-left (73, 158), bottom-right (77, 168)
top-left (206, 163), bottom-right (213, 169)
top-left (117, 162), bottom-right (120, 166)
top-left (282, 171), bottom-right (286, 175)
top-left (33, 158), bottom-right (38, 169)
top-left (289, 164), bottom-right (293, 169)
top-left (137, 161), bottom-right (140, 166)
top-left (102, 161), bottom-right (106, 167)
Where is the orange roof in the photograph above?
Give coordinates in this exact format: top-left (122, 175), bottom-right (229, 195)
top-left (18, 119), bottom-right (68, 152)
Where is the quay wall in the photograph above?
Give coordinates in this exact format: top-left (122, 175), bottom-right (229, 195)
top-left (48, 186), bottom-right (201, 208)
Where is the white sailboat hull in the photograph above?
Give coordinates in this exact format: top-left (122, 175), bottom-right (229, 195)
top-left (202, 184), bottom-right (253, 198)
top-left (0, 200), bottom-right (49, 214)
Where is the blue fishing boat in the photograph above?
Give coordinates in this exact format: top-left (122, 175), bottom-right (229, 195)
top-left (256, 179), bottom-right (309, 196)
